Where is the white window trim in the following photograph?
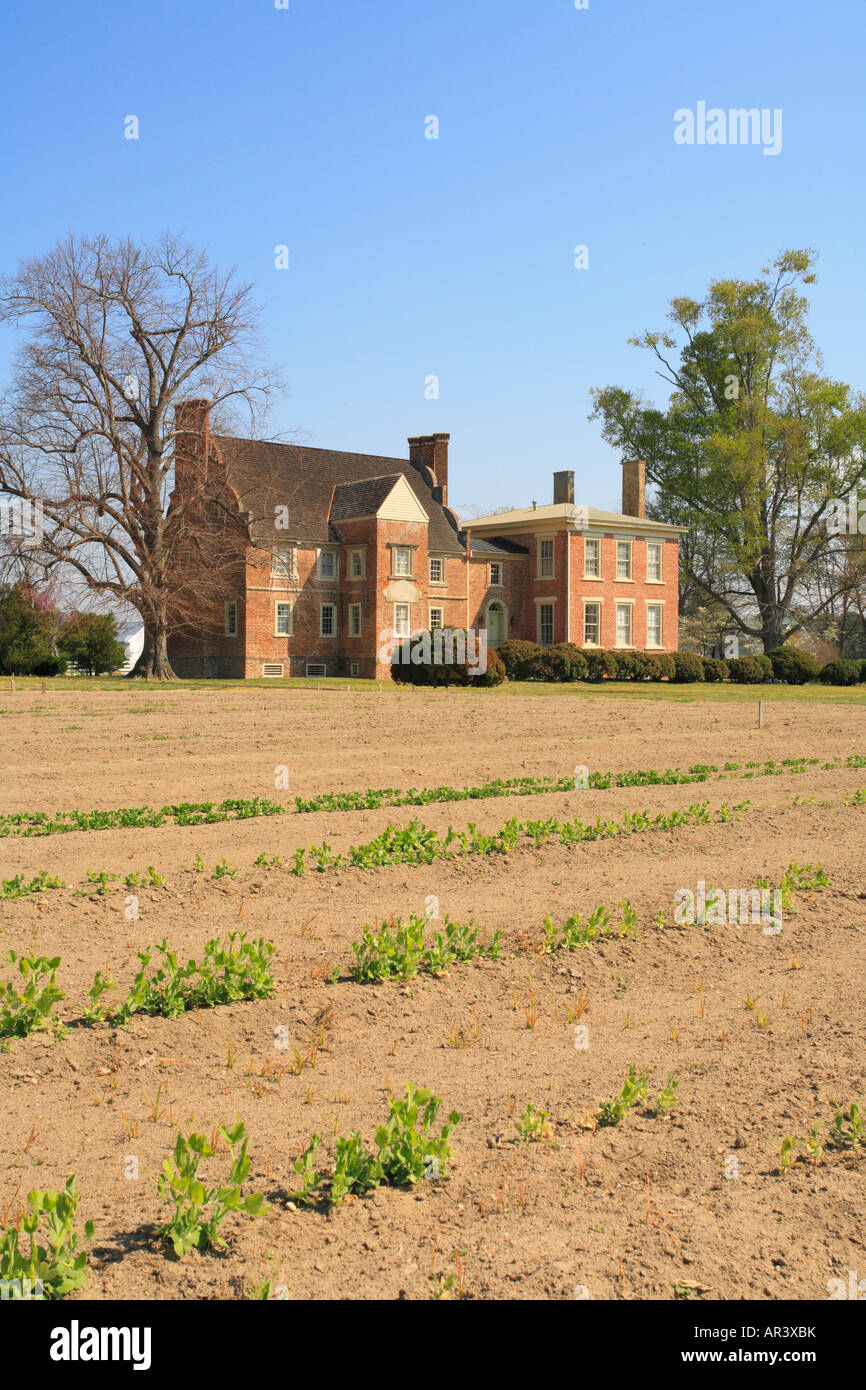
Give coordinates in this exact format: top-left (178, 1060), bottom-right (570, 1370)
top-left (615, 539), bottom-right (633, 582)
top-left (645, 600), bottom-right (665, 648)
top-left (429, 556), bottom-right (445, 585)
top-left (224, 600), bottom-right (238, 638)
top-left (429, 606), bottom-right (444, 629)
top-left (347, 548), bottom-right (366, 580)
top-left (348, 603), bottom-right (362, 637)
top-left (274, 601), bottom-right (293, 637)
top-left (489, 561), bottom-right (503, 586)
top-left (319, 602), bottom-right (337, 638)
top-left (583, 537), bottom-right (602, 580)
top-left (536, 599), bottom-right (556, 646)
top-left (583, 599), bottom-right (603, 648)
top-left (646, 541), bottom-right (664, 584)
top-left (394, 602), bottom-right (411, 637)
top-left (614, 599), bottom-right (635, 648)
top-left (537, 537), bottom-right (555, 579)
top-left (262, 663), bottom-right (285, 678)
top-left (270, 546), bottom-right (296, 583)
top-left (317, 548), bottom-right (338, 580)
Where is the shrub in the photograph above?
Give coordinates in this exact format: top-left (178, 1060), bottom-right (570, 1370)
top-left (495, 640), bottom-right (541, 680)
top-left (728, 655), bottom-right (772, 684)
top-left (582, 649), bottom-right (618, 682)
top-left (390, 629), bottom-right (502, 687)
top-left (546, 643), bottom-right (588, 681)
top-left (701, 657), bottom-right (728, 682)
top-left (672, 652), bottom-right (705, 683)
top-left (612, 652), bottom-right (637, 680)
top-left (820, 658), bottom-right (862, 686)
top-left (651, 653), bottom-right (675, 680)
top-left (767, 646), bottom-right (820, 685)
top-left (859, 659), bottom-right (866, 683)
top-left (31, 655), bottom-right (68, 677)
top-left (59, 613), bottom-right (126, 676)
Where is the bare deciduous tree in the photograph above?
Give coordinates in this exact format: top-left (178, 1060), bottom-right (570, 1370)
top-left (0, 232), bottom-right (284, 678)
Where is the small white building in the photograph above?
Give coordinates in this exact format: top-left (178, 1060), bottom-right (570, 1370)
top-left (117, 621), bottom-right (145, 674)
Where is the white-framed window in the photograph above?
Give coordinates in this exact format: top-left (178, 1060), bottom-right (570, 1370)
top-left (615, 603), bottom-right (633, 647)
top-left (429, 557), bottom-right (444, 584)
top-left (262, 663), bottom-right (284, 678)
top-left (646, 604), bottom-right (663, 647)
top-left (348, 603), bottom-right (362, 637)
top-left (616, 540), bottom-right (632, 580)
top-left (489, 561), bottom-right (503, 586)
top-left (275, 602), bottom-right (292, 637)
top-left (320, 603), bottom-right (336, 637)
top-left (538, 538), bottom-right (555, 578)
top-left (394, 602), bottom-right (411, 637)
top-left (584, 601), bottom-right (601, 646)
top-left (348, 548), bottom-right (365, 579)
top-left (393, 547), bottom-right (413, 577)
top-left (538, 602), bottom-right (555, 646)
top-left (271, 546), bottom-right (295, 582)
top-left (224, 600), bottom-right (238, 637)
top-left (306, 663), bottom-right (327, 677)
top-left (350, 662), bottom-right (360, 677)
top-left (584, 537), bottom-right (600, 578)
top-left (317, 549), bottom-right (337, 580)
top-left (647, 542), bottom-right (662, 582)
top-left (429, 606), bottom-right (444, 630)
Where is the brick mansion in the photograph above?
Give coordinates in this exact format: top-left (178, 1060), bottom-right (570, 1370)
top-left (168, 401), bottom-right (683, 680)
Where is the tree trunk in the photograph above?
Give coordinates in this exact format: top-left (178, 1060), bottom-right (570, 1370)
top-left (126, 623), bottom-right (177, 680)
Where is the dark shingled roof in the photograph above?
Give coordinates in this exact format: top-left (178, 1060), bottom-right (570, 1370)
top-left (329, 475), bottom-right (406, 522)
top-left (212, 436), bottom-right (465, 553)
top-left (469, 536), bottom-right (529, 555)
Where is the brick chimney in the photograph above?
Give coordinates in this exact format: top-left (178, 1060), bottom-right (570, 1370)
top-left (409, 433), bottom-right (450, 506)
top-left (553, 470), bottom-right (574, 505)
top-left (174, 399), bottom-right (211, 494)
top-left (621, 458), bottom-right (646, 518)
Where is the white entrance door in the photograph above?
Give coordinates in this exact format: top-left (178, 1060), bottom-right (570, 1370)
top-left (487, 602), bottom-right (506, 646)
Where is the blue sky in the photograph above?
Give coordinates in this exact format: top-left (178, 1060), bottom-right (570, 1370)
top-left (1, 0), bottom-right (864, 516)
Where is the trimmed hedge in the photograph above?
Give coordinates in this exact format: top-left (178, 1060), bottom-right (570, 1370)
top-left (819, 658), bottom-right (861, 686)
top-left (728, 655), bottom-right (773, 684)
top-left (496, 640), bottom-right (541, 681)
top-left (390, 630), bottom-right (506, 687)
top-left (672, 652), bottom-right (705, 683)
top-left (702, 657), bottom-right (728, 682)
top-left (766, 646), bottom-right (820, 685)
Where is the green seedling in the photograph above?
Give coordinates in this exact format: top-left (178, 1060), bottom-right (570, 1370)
top-left (595, 1064), bottom-right (649, 1127)
top-left (157, 1121), bottom-right (268, 1258)
top-left (514, 1103), bottom-right (552, 1143)
top-left (0, 951), bottom-right (65, 1041)
top-left (0, 1177), bottom-right (93, 1298)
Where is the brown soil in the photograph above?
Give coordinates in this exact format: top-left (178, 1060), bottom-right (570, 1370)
top-left (1, 686), bottom-right (864, 1301)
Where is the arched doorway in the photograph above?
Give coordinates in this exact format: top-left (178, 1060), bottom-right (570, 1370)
top-left (486, 601), bottom-right (507, 647)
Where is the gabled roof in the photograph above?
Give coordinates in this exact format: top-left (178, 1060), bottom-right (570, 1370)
top-left (468, 536), bottom-right (529, 555)
top-left (211, 436), bottom-right (465, 553)
top-left (329, 475), bottom-right (405, 521)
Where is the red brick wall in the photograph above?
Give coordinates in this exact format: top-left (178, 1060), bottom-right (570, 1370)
top-left (568, 532), bottom-right (679, 651)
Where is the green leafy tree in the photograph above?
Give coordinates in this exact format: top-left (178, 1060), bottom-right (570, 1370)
top-left (59, 612), bottom-right (127, 675)
top-left (591, 251), bottom-right (866, 652)
top-left (0, 583), bottom-right (55, 673)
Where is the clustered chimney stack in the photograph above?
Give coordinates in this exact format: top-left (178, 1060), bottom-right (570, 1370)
top-left (553, 470), bottom-right (575, 505)
top-left (409, 433), bottom-right (450, 506)
top-left (621, 458), bottom-right (646, 518)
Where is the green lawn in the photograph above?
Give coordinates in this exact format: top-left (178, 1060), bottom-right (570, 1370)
top-left (2, 673), bottom-right (864, 704)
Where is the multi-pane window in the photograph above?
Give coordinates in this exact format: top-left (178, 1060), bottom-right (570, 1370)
top-left (489, 561), bottom-right (502, 585)
top-left (320, 603), bottom-right (336, 637)
top-left (348, 603), bottom-right (361, 637)
top-left (429, 557), bottom-right (443, 584)
top-left (584, 538), bottom-right (600, 577)
top-left (275, 602), bottom-right (292, 636)
top-left (429, 607), bottom-right (444, 630)
top-left (393, 547), bottom-right (412, 576)
top-left (616, 541), bottom-right (632, 579)
top-left (349, 549), bottom-right (364, 578)
top-left (394, 603), bottom-right (410, 636)
top-left (272, 547), bottom-right (294, 581)
top-left (318, 550), bottom-right (337, 580)
top-left (646, 604), bottom-right (663, 647)
top-left (647, 542), bottom-right (662, 582)
top-left (538, 603), bottom-right (554, 646)
top-left (224, 601), bottom-right (238, 637)
top-left (615, 603), bottom-right (633, 647)
top-left (584, 601), bottom-right (601, 646)
top-left (539, 539), bottom-right (554, 578)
